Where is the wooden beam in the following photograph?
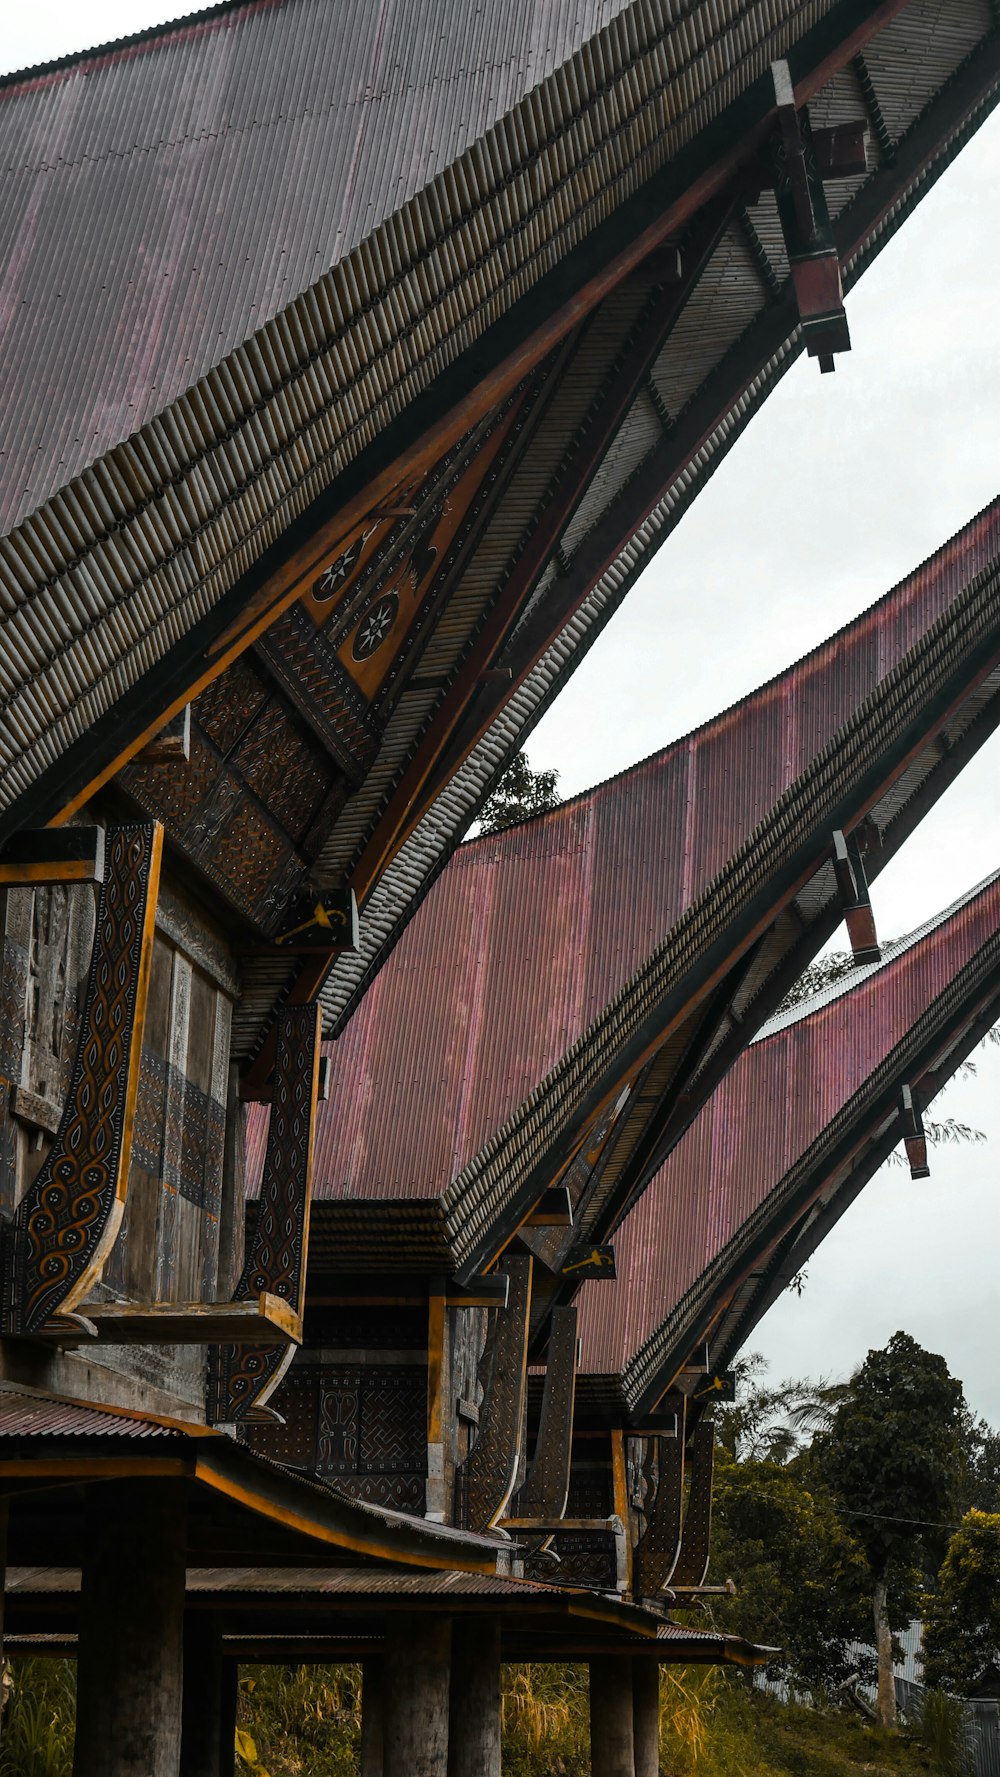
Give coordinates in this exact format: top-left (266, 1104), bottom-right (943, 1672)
top-left (671, 1422), bottom-right (715, 1589)
top-left (517, 1306), bottom-right (578, 1520)
top-left (457, 1256), bottom-right (532, 1530)
top-left (34, 1293), bottom-right (301, 1347)
top-left (525, 1187), bottom-right (574, 1228)
top-left (0, 825), bottom-right (105, 887)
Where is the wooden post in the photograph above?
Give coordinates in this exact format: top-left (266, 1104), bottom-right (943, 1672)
top-left (448, 1617), bottom-right (501, 1777)
top-left (361, 1659), bottom-right (385, 1777)
top-left (589, 1656), bottom-right (635, 1777)
top-left (180, 1613), bottom-right (225, 1777)
top-left (632, 1657), bottom-right (660, 1777)
top-left (383, 1614), bottom-right (451, 1777)
top-left (73, 1481), bottom-right (186, 1777)
top-left (219, 1659), bottom-right (239, 1777)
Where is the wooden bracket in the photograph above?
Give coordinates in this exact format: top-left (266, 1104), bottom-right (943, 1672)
top-left (1, 825), bottom-right (162, 1336)
top-left (770, 60), bottom-right (851, 372)
top-left (271, 887), bottom-right (359, 954)
top-left (832, 830), bottom-right (881, 963)
top-left (32, 1292), bottom-right (299, 1346)
top-left (671, 1420), bottom-right (716, 1589)
top-left (208, 1005), bottom-right (322, 1423)
top-left (138, 706), bottom-right (191, 763)
top-left (690, 1370), bottom-right (737, 1405)
top-left (899, 1084), bottom-right (930, 1180)
top-left (0, 826), bottom-right (105, 888)
top-left (516, 1305), bottom-right (578, 1522)
top-left (456, 1255), bottom-right (532, 1530)
top-left (560, 1243), bottom-right (616, 1281)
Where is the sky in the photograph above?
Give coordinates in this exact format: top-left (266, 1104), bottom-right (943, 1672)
top-left (5, 8), bottom-right (1000, 1419)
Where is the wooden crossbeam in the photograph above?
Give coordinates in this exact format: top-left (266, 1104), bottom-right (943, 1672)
top-left (35, 1293), bottom-right (300, 1347)
top-left (0, 826), bottom-right (105, 888)
top-left (445, 1274), bottom-right (510, 1309)
top-left (525, 1187), bottom-right (574, 1228)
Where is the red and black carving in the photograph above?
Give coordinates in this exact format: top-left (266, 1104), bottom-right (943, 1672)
top-left (207, 1005), bottom-right (321, 1422)
top-left (1, 825), bottom-right (162, 1335)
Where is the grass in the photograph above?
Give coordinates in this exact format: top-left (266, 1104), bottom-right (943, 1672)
top-left (0, 1654), bottom-right (963, 1776)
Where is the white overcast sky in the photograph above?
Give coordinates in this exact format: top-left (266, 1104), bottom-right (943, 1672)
top-left (6, 8), bottom-right (1000, 1419)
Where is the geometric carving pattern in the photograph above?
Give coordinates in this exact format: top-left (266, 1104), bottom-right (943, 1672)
top-left (257, 607), bottom-right (380, 785)
top-left (132, 1053), bottom-right (225, 1213)
top-left (315, 1366), bottom-right (426, 1480)
top-left (528, 1527), bottom-right (619, 1591)
top-left (1, 824), bottom-right (162, 1334)
top-left (207, 1005), bottom-right (321, 1422)
top-left (517, 1304), bottom-right (577, 1519)
top-left (458, 1256), bottom-right (532, 1531)
top-left (634, 1433), bottom-right (686, 1598)
top-left (671, 1420), bottom-right (715, 1588)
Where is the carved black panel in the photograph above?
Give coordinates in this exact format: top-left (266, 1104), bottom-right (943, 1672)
top-left (671, 1422), bottom-right (715, 1588)
top-left (208, 1005), bottom-right (321, 1422)
top-left (457, 1256), bottom-right (532, 1531)
top-left (317, 1369), bottom-right (361, 1474)
top-left (257, 606), bottom-right (380, 783)
top-left (634, 1434), bottom-right (685, 1598)
top-left (1, 825), bottom-right (162, 1335)
top-left (530, 1528), bottom-right (619, 1591)
top-left (518, 1305), bottom-right (577, 1519)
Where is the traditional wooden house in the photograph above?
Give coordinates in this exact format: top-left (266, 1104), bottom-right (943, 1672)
top-left (2, 1), bottom-right (1000, 1773)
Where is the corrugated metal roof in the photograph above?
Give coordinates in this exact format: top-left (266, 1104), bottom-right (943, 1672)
top-left (5, 1564), bottom-right (554, 1596)
top-left (0, 0), bottom-right (635, 537)
top-left (576, 866), bottom-right (1000, 1378)
top-left (0, 1390), bottom-right (185, 1438)
top-left (250, 500), bottom-right (1000, 1204)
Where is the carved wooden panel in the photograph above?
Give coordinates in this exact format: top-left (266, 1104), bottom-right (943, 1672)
top-left (634, 1433), bottom-right (686, 1598)
top-left (671, 1422), bottom-right (715, 1589)
top-left (457, 1256), bottom-right (532, 1531)
top-left (208, 1005), bottom-right (321, 1422)
top-left (517, 1305), bottom-right (577, 1519)
top-left (1, 825), bottom-right (162, 1334)
top-left (528, 1528), bottom-right (619, 1591)
top-left (245, 1365), bottom-right (320, 1468)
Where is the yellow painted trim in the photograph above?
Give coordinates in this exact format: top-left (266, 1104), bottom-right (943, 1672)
top-left (426, 1293), bottom-right (446, 1448)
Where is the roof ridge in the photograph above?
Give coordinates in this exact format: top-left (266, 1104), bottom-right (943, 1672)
top-left (753, 862), bottom-right (1000, 1040)
top-left (459, 494), bottom-right (1000, 858)
top-left (0, 0), bottom-right (264, 93)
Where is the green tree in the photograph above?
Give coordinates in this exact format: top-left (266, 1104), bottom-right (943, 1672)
top-left (923, 1510), bottom-right (1000, 1695)
top-left (477, 752), bottom-right (560, 835)
top-left (812, 1332), bottom-right (964, 1729)
top-left (710, 1447), bottom-right (875, 1691)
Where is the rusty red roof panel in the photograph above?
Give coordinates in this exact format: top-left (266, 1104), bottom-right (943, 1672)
top-left (0, 1391), bottom-right (185, 1438)
top-left (0, 0), bottom-right (633, 533)
top-left (576, 867), bottom-right (1000, 1376)
top-left (247, 501), bottom-right (1000, 1204)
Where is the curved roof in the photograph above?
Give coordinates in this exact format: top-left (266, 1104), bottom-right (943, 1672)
top-left (268, 498), bottom-right (1000, 1208)
top-left (0, 0), bottom-right (632, 535)
top-left (576, 864), bottom-right (1000, 1387)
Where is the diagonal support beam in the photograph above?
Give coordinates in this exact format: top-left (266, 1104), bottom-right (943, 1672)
top-left (208, 1006), bottom-right (322, 1423)
top-left (1, 824), bottom-right (162, 1336)
top-left (517, 1306), bottom-right (579, 1521)
top-left (670, 1420), bottom-right (715, 1589)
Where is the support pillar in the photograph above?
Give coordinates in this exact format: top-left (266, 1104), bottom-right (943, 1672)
top-left (589, 1656), bottom-right (635, 1777)
top-left (73, 1480), bottom-right (187, 1777)
top-left (383, 1614), bottom-right (451, 1777)
top-left (361, 1659), bottom-right (385, 1777)
top-left (632, 1657), bottom-right (660, 1777)
top-left (219, 1659), bottom-right (238, 1777)
top-left (448, 1617), bottom-right (501, 1777)
top-left (180, 1613), bottom-right (225, 1777)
